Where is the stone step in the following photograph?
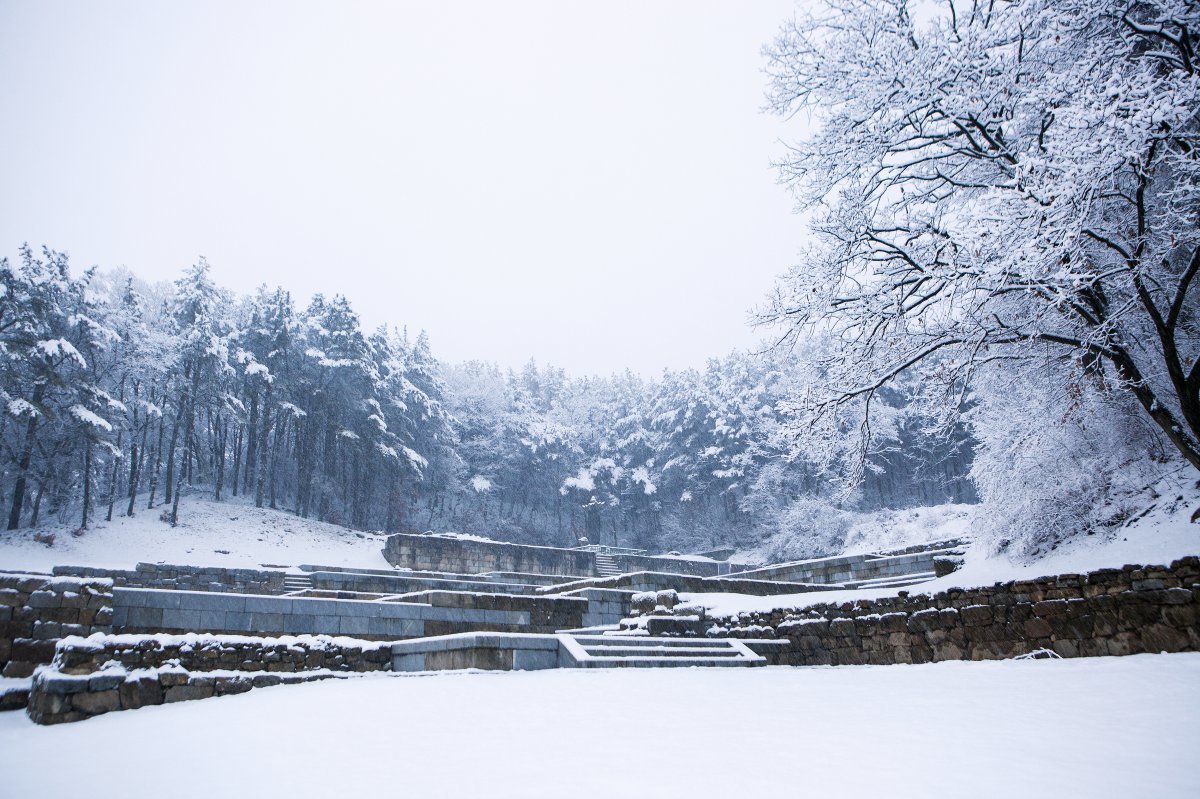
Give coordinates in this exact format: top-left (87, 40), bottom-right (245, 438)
top-left (562, 634), bottom-right (766, 668)
top-left (281, 575), bottom-right (315, 596)
top-left (569, 635), bottom-right (716, 648)
top-left (580, 645), bottom-right (743, 657)
top-left (570, 655), bottom-right (761, 668)
top-left (845, 571), bottom-right (937, 589)
top-left (594, 553), bottom-right (622, 577)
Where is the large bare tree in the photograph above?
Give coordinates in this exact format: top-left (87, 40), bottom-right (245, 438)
top-left (760, 0), bottom-right (1200, 474)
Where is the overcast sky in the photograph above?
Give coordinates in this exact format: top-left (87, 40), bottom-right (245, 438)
top-left (0, 1), bottom-right (805, 376)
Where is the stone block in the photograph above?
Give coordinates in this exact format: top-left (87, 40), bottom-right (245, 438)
top-left (213, 676), bottom-right (253, 695)
top-left (27, 591), bottom-right (61, 609)
top-left (165, 682), bottom-right (215, 703)
top-left (88, 672), bottom-right (125, 691)
top-left (11, 638), bottom-right (57, 664)
top-left (72, 688), bottom-right (120, 715)
top-left (159, 670), bottom-right (189, 688)
top-left (1032, 599), bottom-right (1069, 617)
top-left (1023, 617), bottom-right (1053, 639)
top-left (1140, 623), bottom-right (1190, 653)
top-left (960, 605), bottom-right (993, 626)
top-left (119, 675), bottom-right (164, 709)
top-left (125, 606), bottom-right (166, 628)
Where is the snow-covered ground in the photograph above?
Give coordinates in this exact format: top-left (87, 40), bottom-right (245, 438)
top-left (1, 654), bottom-right (1196, 798)
top-left (0, 493), bottom-right (391, 573)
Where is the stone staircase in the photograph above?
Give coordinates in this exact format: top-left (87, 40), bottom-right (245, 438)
top-left (561, 634), bottom-right (765, 668)
top-left (391, 630), bottom-right (776, 672)
top-left (282, 573), bottom-right (314, 593)
top-left (594, 552), bottom-right (622, 578)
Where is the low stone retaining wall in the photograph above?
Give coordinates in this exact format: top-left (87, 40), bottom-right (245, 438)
top-left (27, 632), bottom-right (390, 724)
top-left (382, 533), bottom-right (747, 579)
top-left (383, 588), bottom-right (630, 633)
top-left (115, 588), bottom-right (432, 639)
top-left (55, 563), bottom-right (287, 595)
top-left (608, 554), bottom-right (741, 578)
top-left (699, 557), bottom-right (1200, 665)
top-left (52, 632), bottom-right (392, 674)
top-left (392, 633), bottom-right (565, 672)
top-left (0, 573), bottom-right (113, 678)
top-left (385, 591), bottom-right (586, 635)
top-left (309, 570), bottom-right (543, 596)
top-left (539, 571), bottom-right (838, 597)
top-left (726, 545), bottom-right (961, 586)
top-left (384, 534), bottom-right (595, 577)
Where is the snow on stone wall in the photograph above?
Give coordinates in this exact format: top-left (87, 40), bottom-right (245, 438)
top-left (708, 558), bottom-right (1200, 665)
top-left (0, 573), bottom-right (113, 679)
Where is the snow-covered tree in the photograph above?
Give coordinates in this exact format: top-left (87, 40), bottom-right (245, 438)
top-left (759, 0), bottom-right (1200, 478)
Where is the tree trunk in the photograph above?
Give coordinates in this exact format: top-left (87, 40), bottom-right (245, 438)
top-left (81, 442), bottom-right (93, 530)
top-left (170, 364), bottom-right (201, 526)
top-left (244, 389), bottom-right (258, 495)
top-left (230, 425), bottom-right (243, 497)
top-left (164, 382), bottom-right (185, 506)
top-left (8, 383), bottom-right (45, 530)
top-left (148, 407), bottom-right (166, 509)
top-left (31, 478), bottom-right (47, 527)
top-left (255, 385), bottom-right (273, 508)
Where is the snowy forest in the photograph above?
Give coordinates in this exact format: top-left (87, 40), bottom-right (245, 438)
top-left (0, 249), bottom-right (972, 558)
top-left (3, 0), bottom-right (1198, 562)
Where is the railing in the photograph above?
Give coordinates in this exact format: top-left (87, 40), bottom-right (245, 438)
top-left (572, 544), bottom-right (648, 556)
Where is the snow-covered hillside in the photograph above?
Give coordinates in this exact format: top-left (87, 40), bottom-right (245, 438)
top-left (0, 494), bottom-right (391, 574)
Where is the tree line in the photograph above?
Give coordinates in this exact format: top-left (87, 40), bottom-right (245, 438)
top-left (0, 247), bottom-right (972, 555)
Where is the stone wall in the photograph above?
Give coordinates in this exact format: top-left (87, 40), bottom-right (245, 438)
top-left (52, 632), bottom-right (391, 674)
top-left (27, 633), bottom-right (390, 724)
top-left (308, 570), bottom-right (542, 596)
top-left (699, 557), bottom-right (1200, 665)
top-left (383, 534), bottom-right (595, 577)
top-left (609, 554), bottom-right (733, 578)
top-left (385, 591), bottom-right (587, 635)
top-left (55, 563), bottom-right (287, 594)
top-left (115, 588), bottom-right (435, 639)
top-left (726, 546), bottom-right (960, 586)
top-left (382, 534), bottom-right (749, 579)
top-left (539, 571), bottom-right (840, 597)
top-left (0, 573), bottom-right (113, 678)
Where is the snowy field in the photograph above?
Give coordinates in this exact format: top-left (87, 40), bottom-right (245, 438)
top-left (1, 653), bottom-right (1196, 798)
top-left (0, 493), bottom-right (391, 573)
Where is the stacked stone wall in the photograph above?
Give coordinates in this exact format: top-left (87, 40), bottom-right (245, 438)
top-left (383, 534), bottom-right (595, 577)
top-left (608, 554), bottom-right (732, 578)
top-left (387, 591), bottom-right (588, 635)
top-left (540, 571), bottom-right (838, 597)
top-left (28, 633), bottom-right (390, 724)
top-left (54, 563), bottom-right (287, 594)
top-left (727, 547), bottom-right (959, 586)
top-left (0, 573), bottom-right (113, 678)
top-left (702, 557), bottom-right (1200, 665)
top-left (309, 570), bottom-right (542, 596)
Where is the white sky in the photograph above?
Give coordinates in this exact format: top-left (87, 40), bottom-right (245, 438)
top-left (0, 1), bottom-right (805, 376)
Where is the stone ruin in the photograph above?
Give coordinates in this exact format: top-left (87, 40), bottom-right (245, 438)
top-left (21, 534), bottom-right (1196, 723)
